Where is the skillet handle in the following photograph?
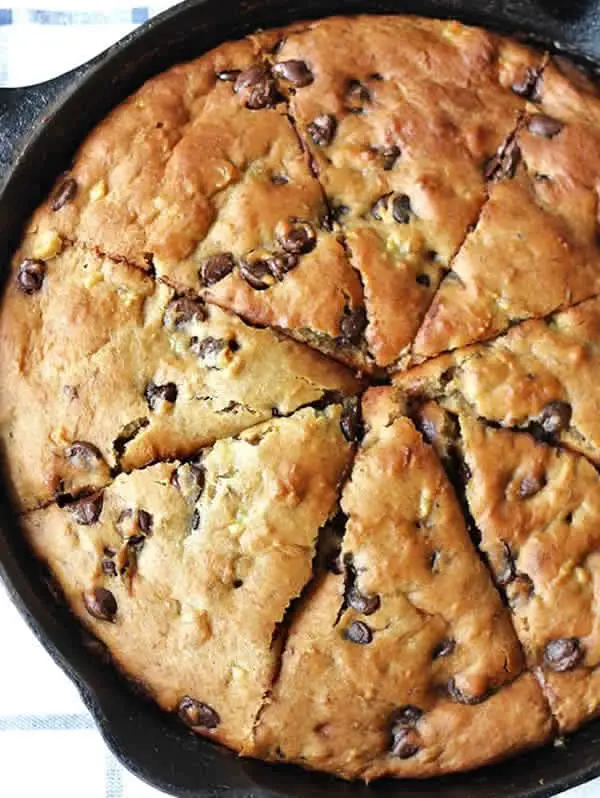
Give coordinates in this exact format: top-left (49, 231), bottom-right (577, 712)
top-left (0, 63), bottom-right (93, 174)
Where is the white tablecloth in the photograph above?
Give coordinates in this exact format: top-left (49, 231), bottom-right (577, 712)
top-left (0, 2), bottom-right (599, 795)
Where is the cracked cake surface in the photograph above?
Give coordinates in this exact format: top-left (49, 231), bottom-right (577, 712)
top-left (6, 11), bottom-right (600, 784)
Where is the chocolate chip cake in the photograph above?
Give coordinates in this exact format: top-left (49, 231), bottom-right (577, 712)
top-left (5, 12), bottom-right (600, 783)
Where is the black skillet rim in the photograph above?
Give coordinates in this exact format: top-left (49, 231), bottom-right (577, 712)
top-left (2, 1), bottom-right (600, 796)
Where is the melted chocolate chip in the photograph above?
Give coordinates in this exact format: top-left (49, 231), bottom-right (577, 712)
top-left (69, 492), bottom-right (104, 525)
top-left (17, 259), bottom-right (46, 294)
top-left (370, 193), bottom-right (391, 221)
top-left (392, 194), bottom-right (412, 224)
top-left (447, 678), bottom-right (486, 705)
top-left (544, 637), bottom-right (584, 672)
top-left (271, 173), bottom-right (289, 185)
top-left (340, 397), bottom-right (363, 443)
top-left (511, 67), bottom-right (542, 100)
top-left (199, 253), bottom-right (235, 286)
top-left (390, 704), bottom-right (423, 728)
top-left (343, 620), bottom-right (373, 644)
top-left (339, 306), bottom-right (367, 344)
top-left (416, 273), bottom-right (431, 287)
top-left (538, 401), bottom-right (572, 435)
top-left (347, 585), bottom-right (380, 616)
top-left (528, 114), bottom-right (564, 139)
top-left (144, 381), bottom-right (178, 410)
top-left (484, 138), bottom-right (521, 181)
top-left (191, 336), bottom-right (227, 361)
top-left (178, 697), bottom-right (221, 729)
top-left (391, 728), bottom-right (420, 759)
top-left (273, 59), bottom-right (314, 87)
top-left (432, 638), bottom-right (456, 659)
top-left (137, 509), bottom-right (153, 535)
top-left (102, 559), bottom-right (117, 576)
top-left (278, 220), bottom-right (316, 254)
top-left (65, 441), bottom-right (104, 469)
top-left (164, 296), bottom-right (207, 328)
top-left (382, 144), bottom-right (401, 171)
top-left (51, 177), bottom-right (77, 211)
top-left (234, 64), bottom-right (280, 109)
top-left (239, 258), bottom-right (274, 290)
top-left (83, 587), bottom-right (117, 622)
top-left (307, 114), bottom-right (337, 146)
top-left (265, 252), bottom-right (299, 280)
top-left (519, 474), bottom-right (545, 499)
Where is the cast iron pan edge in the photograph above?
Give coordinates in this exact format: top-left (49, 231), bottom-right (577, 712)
top-left (2, 1), bottom-right (600, 795)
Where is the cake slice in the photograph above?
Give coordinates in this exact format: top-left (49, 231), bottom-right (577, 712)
top-left (254, 388), bottom-right (551, 779)
top-left (21, 405), bottom-right (355, 753)
top-left (0, 245), bottom-right (359, 510)
top-left (459, 415), bottom-right (600, 733)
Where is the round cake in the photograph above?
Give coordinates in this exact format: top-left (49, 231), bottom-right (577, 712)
top-left (3, 12), bottom-right (600, 782)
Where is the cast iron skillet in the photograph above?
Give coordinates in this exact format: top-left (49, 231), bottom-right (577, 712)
top-left (2, 1), bottom-right (600, 795)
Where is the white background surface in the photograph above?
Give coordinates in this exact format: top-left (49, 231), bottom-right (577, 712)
top-left (1, 1), bottom-right (600, 795)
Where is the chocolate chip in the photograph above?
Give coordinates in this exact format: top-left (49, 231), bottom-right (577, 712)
top-left (278, 220), bottom-right (316, 255)
top-left (51, 177), bottom-right (77, 211)
top-left (414, 414), bottom-right (436, 444)
top-left (370, 193), bottom-right (391, 221)
top-left (339, 306), bottom-right (367, 344)
top-left (519, 474), bottom-right (545, 498)
top-left (233, 578), bottom-right (244, 588)
top-left (216, 69), bottom-right (241, 81)
top-left (128, 534), bottom-right (146, 551)
top-left (382, 145), bottom-right (401, 171)
top-left (391, 728), bottom-right (420, 759)
top-left (390, 705), bottom-right (423, 728)
top-left (497, 542), bottom-right (517, 587)
top-left (83, 587), bottom-right (117, 622)
top-left (528, 114), bottom-right (563, 139)
top-left (538, 401), bottom-right (572, 435)
top-left (65, 441), bottom-right (104, 469)
top-left (69, 492), bottom-right (104, 525)
top-left (178, 697), bottom-right (220, 730)
top-left (340, 397), bottom-right (363, 443)
top-left (239, 258), bottom-right (275, 290)
top-left (544, 637), bottom-right (584, 672)
top-left (164, 296), bottom-right (207, 328)
top-left (416, 273), bottom-right (431, 287)
top-left (199, 253), bottom-right (235, 286)
top-left (429, 550), bottom-right (441, 572)
top-left (17, 259), bottom-right (46, 294)
top-left (392, 194), bottom-right (412, 224)
top-left (343, 620), bottom-right (372, 644)
top-left (307, 114), bottom-right (337, 146)
top-left (346, 79), bottom-right (371, 108)
top-left (191, 508), bottom-right (202, 531)
top-left (234, 64), bottom-right (279, 109)
top-left (271, 173), bottom-right (289, 185)
top-left (347, 585), bottom-right (380, 616)
top-left (137, 510), bottom-right (153, 535)
top-left (447, 678), bottom-right (486, 705)
top-left (102, 559), bottom-right (117, 576)
top-left (433, 638), bottom-right (456, 659)
top-left (103, 546), bottom-right (116, 557)
top-left (273, 60), bottom-right (313, 87)
top-left (191, 336), bottom-right (227, 361)
top-left (265, 252), bottom-right (299, 280)
top-left (144, 381), bottom-right (177, 410)
top-left (114, 417), bottom-right (149, 457)
top-left (512, 67), bottom-right (542, 100)
top-left (329, 204), bottom-right (349, 226)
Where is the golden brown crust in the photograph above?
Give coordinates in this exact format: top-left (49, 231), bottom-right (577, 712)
top-left (254, 389), bottom-right (551, 778)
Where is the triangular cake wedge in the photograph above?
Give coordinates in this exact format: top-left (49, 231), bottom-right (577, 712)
top-left (412, 55), bottom-right (600, 360)
top-left (0, 245), bottom-right (359, 510)
top-left (271, 15), bottom-right (544, 367)
top-left (21, 405), bottom-right (354, 753)
top-left (395, 295), bottom-right (600, 464)
top-left (253, 388), bottom-right (551, 779)
top-left (459, 415), bottom-right (600, 733)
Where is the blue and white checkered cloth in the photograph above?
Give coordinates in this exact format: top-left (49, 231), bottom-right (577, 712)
top-left (0, 4), bottom-right (599, 796)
